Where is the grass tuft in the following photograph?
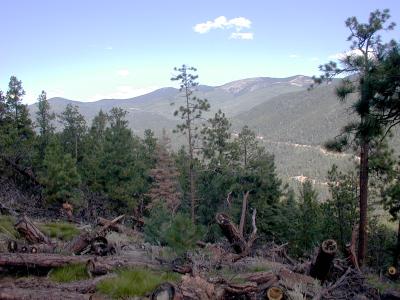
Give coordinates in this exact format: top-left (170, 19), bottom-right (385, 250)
top-left (39, 222), bottom-right (79, 241)
top-left (367, 273), bottom-right (400, 293)
top-left (0, 215), bottom-right (18, 238)
top-left (49, 263), bottom-right (89, 283)
top-left (97, 268), bottom-right (180, 298)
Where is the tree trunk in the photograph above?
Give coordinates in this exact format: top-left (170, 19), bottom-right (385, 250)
top-left (64, 214), bottom-right (124, 254)
top-left (394, 219), bottom-right (400, 268)
top-left (86, 258), bottom-right (112, 277)
top-left (239, 191), bottom-right (250, 237)
top-left (15, 215), bottom-right (51, 245)
top-left (358, 141), bottom-right (369, 266)
top-left (310, 239), bottom-right (337, 282)
top-left (216, 213), bottom-right (247, 253)
top-left (0, 287), bottom-right (89, 300)
top-left (0, 253), bottom-right (161, 273)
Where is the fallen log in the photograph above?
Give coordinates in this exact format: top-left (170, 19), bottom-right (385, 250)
top-left (0, 287), bottom-right (89, 300)
top-left (7, 240), bottom-right (57, 254)
top-left (97, 217), bottom-right (132, 234)
top-left (0, 274), bottom-right (114, 294)
top-left (310, 239), bottom-right (337, 282)
top-left (86, 258), bottom-right (113, 277)
top-left (0, 253), bottom-right (161, 273)
top-left (15, 215), bottom-right (51, 245)
top-left (64, 214), bottom-right (124, 255)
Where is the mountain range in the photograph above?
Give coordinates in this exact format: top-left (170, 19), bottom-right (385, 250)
top-left (28, 75), bottom-right (369, 198)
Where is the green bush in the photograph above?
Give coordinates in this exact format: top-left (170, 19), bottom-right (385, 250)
top-left (96, 268), bottom-right (180, 298)
top-left (143, 203), bottom-right (171, 245)
top-left (165, 213), bottom-right (204, 255)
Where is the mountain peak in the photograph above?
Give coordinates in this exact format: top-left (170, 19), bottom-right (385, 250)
top-left (218, 76), bottom-right (311, 95)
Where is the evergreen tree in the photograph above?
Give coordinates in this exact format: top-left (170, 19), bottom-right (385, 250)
top-left (81, 110), bottom-right (108, 189)
top-left (322, 165), bottom-right (358, 250)
top-left (41, 138), bottom-right (81, 206)
top-left (1, 77), bottom-right (34, 176)
top-left (236, 125), bottom-right (261, 167)
top-left (202, 110), bottom-right (234, 166)
top-left (58, 104), bottom-right (86, 160)
top-left (98, 108), bottom-right (147, 211)
top-left (296, 180), bottom-right (322, 254)
top-left (35, 91), bottom-right (55, 160)
top-left (315, 9), bottom-right (396, 265)
top-left (171, 65), bottom-right (210, 223)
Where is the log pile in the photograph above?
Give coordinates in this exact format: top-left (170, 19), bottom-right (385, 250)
top-left (0, 211), bottom-right (391, 300)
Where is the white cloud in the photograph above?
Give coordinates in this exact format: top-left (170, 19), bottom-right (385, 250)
top-left (328, 49), bottom-right (374, 60)
top-left (87, 85), bottom-right (159, 101)
top-left (105, 46), bottom-right (113, 50)
top-left (289, 54), bottom-right (299, 58)
top-left (116, 69), bottom-right (130, 77)
top-left (193, 16), bottom-right (253, 38)
top-left (230, 32), bottom-right (253, 40)
top-left (310, 57), bottom-right (319, 61)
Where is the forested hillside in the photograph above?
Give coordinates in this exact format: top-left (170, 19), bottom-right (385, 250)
top-left (1, 7), bottom-right (400, 300)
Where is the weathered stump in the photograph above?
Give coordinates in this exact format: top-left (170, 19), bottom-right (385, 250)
top-left (310, 239), bottom-right (337, 282)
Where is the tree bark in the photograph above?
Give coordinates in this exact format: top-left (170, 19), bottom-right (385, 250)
top-left (358, 141), bottom-right (369, 266)
top-left (0, 287), bottom-right (89, 300)
top-left (0, 253), bottom-right (161, 273)
top-left (310, 239), bottom-right (337, 282)
top-left (216, 213), bottom-right (247, 253)
top-left (86, 258), bottom-right (113, 277)
top-left (14, 215), bottom-right (51, 245)
top-left (239, 191), bottom-right (250, 237)
top-left (64, 214), bottom-right (124, 254)
top-left (394, 219), bottom-right (400, 268)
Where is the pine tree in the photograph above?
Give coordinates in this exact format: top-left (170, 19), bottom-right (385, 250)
top-left (296, 180), bottom-right (322, 254)
top-left (171, 65), bottom-right (210, 223)
top-left (58, 104), bottom-right (86, 160)
top-left (202, 109), bottom-right (235, 167)
top-left (146, 130), bottom-right (181, 214)
top-left (236, 125), bottom-right (263, 167)
top-left (322, 165), bottom-right (358, 250)
top-left (315, 9), bottom-right (396, 265)
top-left (98, 107), bottom-right (147, 211)
top-left (35, 91), bottom-right (55, 160)
top-left (81, 110), bottom-right (108, 189)
top-left (41, 138), bottom-right (81, 206)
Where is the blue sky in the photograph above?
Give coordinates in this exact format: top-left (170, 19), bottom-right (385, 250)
top-left (1, 0), bottom-right (399, 104)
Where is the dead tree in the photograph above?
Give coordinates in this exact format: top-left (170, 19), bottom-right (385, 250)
top-left (64, 214), bottom-right (124, 254)
top-left (216, 191), bottom-right (257, 256)
top-left (14, 215), bottom-right (51, 245)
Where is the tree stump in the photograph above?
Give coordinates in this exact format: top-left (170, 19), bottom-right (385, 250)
top-left (310, 239), bottom-right (337, 281)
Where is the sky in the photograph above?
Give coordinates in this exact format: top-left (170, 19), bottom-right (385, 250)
top-left (0, 0), bottom-right (399, 104)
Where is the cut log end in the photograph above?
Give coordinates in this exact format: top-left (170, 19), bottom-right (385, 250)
top-left (267, 286), bottom-right (284, 300)
top-left (322, 239), bottom-right (337, 255)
